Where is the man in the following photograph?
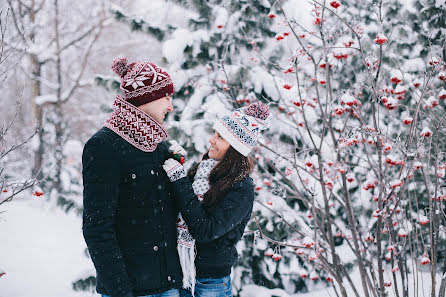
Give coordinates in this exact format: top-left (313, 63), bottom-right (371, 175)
top-left (82, 58), bottom-right (182, 297)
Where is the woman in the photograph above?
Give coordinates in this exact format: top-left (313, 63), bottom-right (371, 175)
top-left (162, 102), bottom-right (270, 297)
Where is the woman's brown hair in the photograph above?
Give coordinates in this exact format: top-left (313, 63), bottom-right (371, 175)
top-left (188, 146), bottom-right (255, 211)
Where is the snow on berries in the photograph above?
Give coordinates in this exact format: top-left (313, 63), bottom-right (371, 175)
top-left (387, 245), bottom-right (396, 253)
top-left (438, 71), bottom-right (446, 81)
top-left (439, 89), bottom-right (446, 100)
top-left (390, 71), bottom-right (403, 84)
top-left (420, 255), bottom-right (431, 265)
top-left (272, 253), bottom-right (282, 261)
top-left (302, 236), bottom-right (315, 248)
top-left (306, 210), bottom-right (313, 219)
top-left (397, 228), bottom-right (408, 238)
top-left (386, 155), bottom-right (403, 166)
top-left (263, 179), bottom-right (272, 186)
top-left (283, 84), bottom-right (293, 90)
top-left (428, 57), bottom-right (441, 66)
top-left (381, 96), bottom-right (398, 110)
top-left (414, 161), bottom-right (423, 170)
top-left (394, 85), bottom-right (407, 97)
top-left (333, 105), bottom-right (344, 116)
top-left (346, 173), bottom-right (355, 183)
top-left (419, 215), bottom-right (429, 225)
top-left (403, 116), bottom-right (413, 125)
top-left (299, 269), bottom-right (308, 278)
top-left (412, 79), bottom-right (422, 88)
top-left (424, 96), bottom-right (439, 109)
top-left (275, 34), bottom-right (284, 41)
top-left (308, 252), bottom-right (319, 261)
top-left (283, 67), bottom-right (294, 74)
top-left (420, 127), bottom-right (432, 137)
top-left (267, 12), bottom-right (276, 19)
top-left (390, 179), bottom-right (403, 189)
top-left (363, 179), bottom-right (378, 191)
top-left (309, 271), bottom-right (319, 281)
top-left (330, 1), bottom-right (341, 9)
top-left (319, 59), bottom-right (333, 69)
top-left (333, 48), bottom-right (349, 60)
top-left (374, 33), bottom-right (388, 45)
top-left (32, 190), bottom-right (44, 197)
top-left (340, 93), bottom-right (358, 107)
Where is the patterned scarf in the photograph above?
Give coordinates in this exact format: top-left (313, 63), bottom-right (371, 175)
top-left (177, 159), bottom-right (217, 295)
top-left (104, 95), bottom-right (168, 152)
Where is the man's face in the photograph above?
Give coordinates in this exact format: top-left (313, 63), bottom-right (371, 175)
top-left (139, 96), bottom-right (173, 124)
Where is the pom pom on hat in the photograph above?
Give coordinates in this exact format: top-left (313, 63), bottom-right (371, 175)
top-left (111, 57), bottom-right (130, 77)
top-left (245, 102), bottom-right (270, 120)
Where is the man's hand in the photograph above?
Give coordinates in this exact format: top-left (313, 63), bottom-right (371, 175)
top-left (162, 159), bottom-right (187, 182)
top-left (168, 140), bottom-right (187, 157)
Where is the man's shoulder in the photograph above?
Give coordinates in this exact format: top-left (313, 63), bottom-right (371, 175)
top-left (84, 127), bottom-right (121, 152)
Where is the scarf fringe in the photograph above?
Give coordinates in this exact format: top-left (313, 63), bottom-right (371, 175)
top-left (177, 159), bottom-right (217, 297)
top-left (178, 244), bottom-right (196, 296)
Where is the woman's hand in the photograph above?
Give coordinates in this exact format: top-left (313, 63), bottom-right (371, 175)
top-left (168, 140), bottom-right (187, 157)
top-left (162, 159), bottom-right (187, 182)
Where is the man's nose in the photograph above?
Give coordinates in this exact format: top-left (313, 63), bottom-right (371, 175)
top-left (167, 101), bottom-right (173, 112)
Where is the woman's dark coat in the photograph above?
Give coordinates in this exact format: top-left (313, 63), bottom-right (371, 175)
top-left (170, 175), bottom-right (254, 278)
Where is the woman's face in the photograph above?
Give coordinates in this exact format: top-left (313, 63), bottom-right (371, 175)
top-left (208, 131), bottom-right (230, 160)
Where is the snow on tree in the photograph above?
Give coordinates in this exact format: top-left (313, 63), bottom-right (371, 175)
top-left (4, 0), bottom-right (107, 200)
top-left (108, 0), bottom-right (445, 296)
top-left (239, 0), bottom-right (446, 296)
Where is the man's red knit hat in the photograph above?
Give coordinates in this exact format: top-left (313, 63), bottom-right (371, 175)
top-left (111, 57), bottom-right (174, 106)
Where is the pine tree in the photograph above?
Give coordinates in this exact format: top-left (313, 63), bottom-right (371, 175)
top-left (100, 1), bottom-right (446, 296)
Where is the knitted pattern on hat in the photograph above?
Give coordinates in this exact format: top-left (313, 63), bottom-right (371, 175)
top-left (111, 57), bottom-right (174, 106)
top-left (213, 102), bottom-right (270, 156)
top-left (104, 95), bottom-right (168, 152)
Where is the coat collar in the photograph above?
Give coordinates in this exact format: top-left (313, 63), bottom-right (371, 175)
top-left (105, 95), bottom-right (168, 152)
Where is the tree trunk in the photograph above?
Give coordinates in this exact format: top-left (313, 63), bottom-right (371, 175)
top-left (30, 53), bottom-right (44, 180)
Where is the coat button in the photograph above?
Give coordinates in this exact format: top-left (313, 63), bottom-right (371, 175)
top-left (153, 245), bottom-right (158, 251)
top-left (167, 276), bottom-right (171, 281)
top-left (131, 174), bottom-right (136, 179)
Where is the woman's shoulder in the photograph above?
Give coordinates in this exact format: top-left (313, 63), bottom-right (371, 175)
top-left (231, 176), bottom-right (254, 192)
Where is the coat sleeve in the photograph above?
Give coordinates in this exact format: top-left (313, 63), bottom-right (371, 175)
top-left (82, 136), bottom-right (134, 297)
top-left (171, 177), bottom-right (254, 243)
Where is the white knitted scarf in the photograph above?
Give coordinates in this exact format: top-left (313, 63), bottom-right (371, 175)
top-left (177, 158), bottom-right (217, 295)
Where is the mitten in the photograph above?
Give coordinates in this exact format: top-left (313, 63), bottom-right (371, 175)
top-left (162, 158), bottom-right (187, 182)
top-left (168, 140), bottom-right (187, 157)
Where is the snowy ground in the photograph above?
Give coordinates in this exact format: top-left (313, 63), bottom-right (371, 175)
top-left (0, 195), bottom-right (439, 297)
top-left (0, 196), bottom-right (95, 297)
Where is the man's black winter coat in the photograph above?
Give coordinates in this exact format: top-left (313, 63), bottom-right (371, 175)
top-left (82, 127), bottom-right (182, 297)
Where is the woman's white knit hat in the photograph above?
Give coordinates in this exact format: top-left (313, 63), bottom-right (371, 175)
top-left (213, 102), bottom-right (270, 156)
